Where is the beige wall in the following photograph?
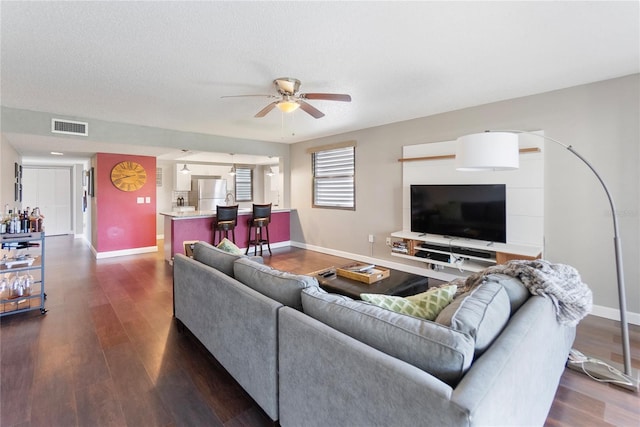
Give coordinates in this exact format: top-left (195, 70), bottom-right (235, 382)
top-left (290, 74), bottom-right (640, 318)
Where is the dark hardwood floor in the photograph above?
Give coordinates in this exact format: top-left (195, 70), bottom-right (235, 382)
top-left (1, 235), bottom-right (638, 426)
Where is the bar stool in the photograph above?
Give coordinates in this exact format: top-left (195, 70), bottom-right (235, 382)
top-left (246, 203), bottom-right (272, 256)
top-left (213, 205), bottom-right (239, 246)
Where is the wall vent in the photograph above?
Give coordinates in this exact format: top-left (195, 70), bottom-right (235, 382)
top-left (51, 119), bottom-right (88, 136)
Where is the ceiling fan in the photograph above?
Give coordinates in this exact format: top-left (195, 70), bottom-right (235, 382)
top-left (222, 77), bottom-right (351, 119)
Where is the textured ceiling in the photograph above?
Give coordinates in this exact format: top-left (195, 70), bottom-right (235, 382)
top-left (1, 1), bottom-right (638, 160)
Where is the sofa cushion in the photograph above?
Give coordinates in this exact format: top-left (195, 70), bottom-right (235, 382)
top-left (193, 241), bottom-right (246, 277)
top-left (360, 285), bottom-right (457, 320)
top-left (193, 241), bottom-right (263, 278)
top-left (233, 258), bottom-right (318, 310)
top-left (301, 286), bottom-right (475, 386)
top-left (435, 281), bottom-right (510, 355)
top-left (216, 237), bottom-right (244, 255)
top-left (484, 273), bottom-right (530, 314)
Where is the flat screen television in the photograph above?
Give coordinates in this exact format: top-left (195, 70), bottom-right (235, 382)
top-left (410, 184), bottom-right (507, 243)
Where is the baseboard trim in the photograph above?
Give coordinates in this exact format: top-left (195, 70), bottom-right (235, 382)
top-left (591, 304), bottom-right (640, 326)
top-left (243, 240), bottom-right (291, 253)
top-left (96, 246), bottom-right (158, 259)
top-left (290, 241), bottom-right (640, 326)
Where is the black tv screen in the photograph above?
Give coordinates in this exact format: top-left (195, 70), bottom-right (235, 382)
top-left (410, 184), bottom-right (506, 243)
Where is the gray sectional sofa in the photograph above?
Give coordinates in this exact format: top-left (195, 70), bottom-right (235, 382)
top-left (173, 241), bottom-right (576, 426)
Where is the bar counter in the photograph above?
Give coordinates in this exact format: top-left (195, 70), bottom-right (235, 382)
top-left (160, 208), bottom-right (291, 262)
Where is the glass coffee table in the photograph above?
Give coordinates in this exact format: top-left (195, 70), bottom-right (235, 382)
top-left (309, 266), bottom-right (431, 299)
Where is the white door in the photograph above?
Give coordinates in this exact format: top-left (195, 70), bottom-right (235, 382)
top-left (22, 167), bottom-right (72, 236)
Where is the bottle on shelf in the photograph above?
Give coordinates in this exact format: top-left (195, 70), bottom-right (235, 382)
top-left (30, 207), bottom-right (43, 232)
top-left (8, 210), bottom-right (17, 234)
top-left (14, 210), bottom-right (22, 233)
top-left (0, 210), bottom-right (7, 234)
top-left (1, 204), bottom-right (8, 233)
top-left (21, 209), bottom-right (30, 233)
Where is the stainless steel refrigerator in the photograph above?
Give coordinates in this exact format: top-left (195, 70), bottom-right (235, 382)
top-left (190, 178), bottom-right (227, 211)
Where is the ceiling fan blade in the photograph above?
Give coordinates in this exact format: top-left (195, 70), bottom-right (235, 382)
top-left (221, 94), bottom-right (276, 99)
top-left (298, 100), bottom-right (325, 119)
top-left (255, 101), bottom-right (278, 118)
top-left (302, 93), bottom-right (352, 102)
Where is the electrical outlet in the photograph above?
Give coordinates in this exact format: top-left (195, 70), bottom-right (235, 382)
top-left (386, 237), bottom-right (392, 246)
top-left (368, 234), bottom-right (375, 243)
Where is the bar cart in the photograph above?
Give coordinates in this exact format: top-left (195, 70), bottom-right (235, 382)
top-left (0, 232), bottom-right (46, 316)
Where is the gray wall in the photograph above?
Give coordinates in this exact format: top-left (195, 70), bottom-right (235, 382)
top-left (290, 74), bottom-right (639, 318)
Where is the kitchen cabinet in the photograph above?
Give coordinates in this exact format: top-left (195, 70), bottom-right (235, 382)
top-left (174, 164), bottom-right (192, 191)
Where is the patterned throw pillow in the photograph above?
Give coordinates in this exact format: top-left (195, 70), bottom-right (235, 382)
top-left (407, 285), bottom-right (458, 319)
top-left (361, 285), bottom-right (457, 320)
top-left (216, 238), bottom-right (243, 255)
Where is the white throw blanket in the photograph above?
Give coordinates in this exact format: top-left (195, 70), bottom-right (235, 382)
top-left (453, 259), bottom-right (593, 326)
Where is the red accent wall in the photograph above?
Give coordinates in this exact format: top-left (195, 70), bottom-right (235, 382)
top-left (96, 153), bottom-right (157, 253)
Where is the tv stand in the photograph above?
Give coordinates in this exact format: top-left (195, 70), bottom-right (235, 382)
top-left (390, 231), bottom-right (542, 274)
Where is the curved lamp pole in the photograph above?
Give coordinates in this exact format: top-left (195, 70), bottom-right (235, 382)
top-left (456, 130), bottom-right (636, 391)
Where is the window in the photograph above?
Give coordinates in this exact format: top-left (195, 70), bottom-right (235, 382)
top-left (312, 146), bottom-right (355, 209)
top-left (235, 167), bottom-right (253, 202)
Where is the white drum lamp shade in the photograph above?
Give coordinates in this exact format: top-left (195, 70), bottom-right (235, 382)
top-left (456, 132), bottom-right (519, 171)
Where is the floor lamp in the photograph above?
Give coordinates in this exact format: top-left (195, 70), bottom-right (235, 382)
top-left (456, 130), bottom-right (638, 392)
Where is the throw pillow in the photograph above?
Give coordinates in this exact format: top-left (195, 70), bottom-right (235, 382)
top-left (360, 294), bottom-right (428, 319)
top-left (406, 285), bottom-right (458, 319)
top-left (361, 285), bottom-right (457, 320)
top-left (216, 237), bottom-right (244, 255)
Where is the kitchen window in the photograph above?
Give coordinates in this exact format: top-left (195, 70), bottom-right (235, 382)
top-left (235, 167), bottom-right (253, 202)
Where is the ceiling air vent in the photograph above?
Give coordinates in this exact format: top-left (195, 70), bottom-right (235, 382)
top-left (51, 119), bottom-right (88, 136)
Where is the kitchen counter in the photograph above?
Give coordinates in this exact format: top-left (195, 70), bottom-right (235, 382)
top-left (161, 208), bottom-right (292, 262)
top-left (160, 207), bottom-right (290, 219)
top-left (171, 206), bottom-right (196, 213)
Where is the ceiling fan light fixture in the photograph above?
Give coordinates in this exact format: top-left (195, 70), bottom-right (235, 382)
top-left (276, 100), bottom-right (300, 113)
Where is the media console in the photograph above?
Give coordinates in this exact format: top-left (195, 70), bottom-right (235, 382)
top-left (390, 231), bottom-right (542, 274)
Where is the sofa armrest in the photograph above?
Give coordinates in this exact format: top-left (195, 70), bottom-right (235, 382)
top-left (451, 296), bottom-right (576, 426)
top-left (173, 254), bottom-right (282, 421)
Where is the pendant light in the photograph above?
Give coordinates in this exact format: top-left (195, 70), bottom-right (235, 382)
top-left (180, 164), bottom-right (191, 174)
top-left (229, 153), bottom-right (236, 176)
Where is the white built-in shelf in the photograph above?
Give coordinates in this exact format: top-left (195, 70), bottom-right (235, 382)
top-left (390, 231), bottom-right (542, 274)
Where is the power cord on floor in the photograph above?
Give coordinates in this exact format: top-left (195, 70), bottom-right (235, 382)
top-left (567, 349), bottom-right (636, 387)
